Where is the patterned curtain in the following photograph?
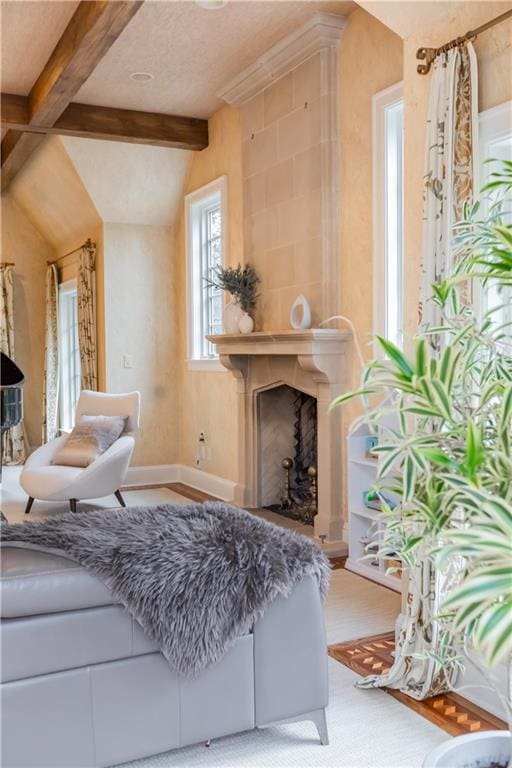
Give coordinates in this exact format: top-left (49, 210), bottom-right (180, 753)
top-left (1, 265), bottom-right (27, 463)
top-left (42, 264), bottom-right (59, 443)
top-left (419, 42), bottom-right (478, 335)
top-left (358, 43), bottom-right (478, 702)
top-left (77, 240), bottom-right (97, 391)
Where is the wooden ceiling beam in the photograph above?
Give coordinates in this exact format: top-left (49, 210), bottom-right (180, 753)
top-left (2, 96), bottom-right (209, 151)
top-left (1, 1), bottom-right (143, 191)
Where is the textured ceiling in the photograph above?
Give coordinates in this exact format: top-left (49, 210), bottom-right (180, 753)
top-left (61, 137), bottom-right (191, 227)
top-left (66, 1), bottom-right (354, 118)
top-left (1, 1), bottom-right (79, 94)
top-left (1, 0), bottom-right (355, 117)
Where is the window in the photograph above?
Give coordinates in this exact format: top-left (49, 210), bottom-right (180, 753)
top-left (185, 176), bottom-right (227, 370)
top-left (58, 280), bottom-right (81, 431)
top-left (373, 83), bottom-right (404, 350)
top-left (477, 101), bottom-right (512, 326)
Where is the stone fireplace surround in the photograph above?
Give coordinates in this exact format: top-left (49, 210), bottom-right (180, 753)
top-left (208, 330), bottom-right (350, 542)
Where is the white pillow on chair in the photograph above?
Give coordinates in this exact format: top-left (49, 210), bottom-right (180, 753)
top-left (51, 415), bottom-right (127, 468)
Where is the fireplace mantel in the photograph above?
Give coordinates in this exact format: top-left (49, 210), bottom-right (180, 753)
top-left (208, 328), bottom-right (351, 543)
top-left (208, 328), bottom-right (350, 354)
top-left (207, 329), bottom-right (351, 385)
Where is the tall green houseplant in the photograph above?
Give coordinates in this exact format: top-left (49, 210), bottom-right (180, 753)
top-left (333, 161), bottom-right (512, 727)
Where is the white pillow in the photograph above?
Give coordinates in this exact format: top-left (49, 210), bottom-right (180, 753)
top-left (52, 414), bottom-right (127, 468)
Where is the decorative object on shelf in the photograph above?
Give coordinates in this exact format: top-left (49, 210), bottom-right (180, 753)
top-left (384, 556), bottom-right (402, 579)
top-left (239, 312), bottom-right (254, 334)
top-left (364, 435), bottom-right (378, 459)
top-left (206, 263), bottom-right (260, 334)
top-left (290, 294), bottom-right (311, 330)
top-left (363, 490), bottom-right (396, 512)
top-left (223, 298), bottom-right (243, 334)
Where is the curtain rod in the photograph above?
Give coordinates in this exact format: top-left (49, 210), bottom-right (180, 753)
top-left (47, 238), bottom-right (95, 266)
top-left (416, 8), bottom-right (512, 75)
top-left (1, 263), bottom-right (15, 267)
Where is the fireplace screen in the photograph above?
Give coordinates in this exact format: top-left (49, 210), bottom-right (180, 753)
top-left (257, 385), bottom-right (318, 525)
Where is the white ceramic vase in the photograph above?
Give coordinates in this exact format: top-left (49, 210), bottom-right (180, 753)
top-left (239, 312), bottom-right (254, 334)
top-left (223, 298), bottom-right (243, 334)
top-left (290, 294), bottom-right (312, 330)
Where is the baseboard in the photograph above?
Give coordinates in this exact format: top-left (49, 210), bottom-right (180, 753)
top-left (125, 463), bottom-right (236, 502)
top-left (176, 464), bottom-right (237, 501)
top-left (125, 464), bottom-right (180, 486)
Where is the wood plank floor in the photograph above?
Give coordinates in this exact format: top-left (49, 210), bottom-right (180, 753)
top-left (122, 482), bottom-right (221, 502)
top-left (329, 632), bottom-right (507, 736)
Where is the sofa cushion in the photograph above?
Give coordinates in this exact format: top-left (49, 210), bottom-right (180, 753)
top-left (1, 605), bottom-right (158, 683)
top-left (0, 547), bottom-right (114, 618)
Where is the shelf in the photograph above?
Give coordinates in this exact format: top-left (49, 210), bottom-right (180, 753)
top-left (350, 457), bottom-right (378, 468)
top-left (351, 507), bottom-right (381, 521)
top-left (345, 558), bottom-right (401, 592)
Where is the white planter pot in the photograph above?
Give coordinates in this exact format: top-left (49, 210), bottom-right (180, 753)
top-left (423, 730), bottom-right (511, 768)
top-left (223, 299), bottom-right (243, 334)
top-left (239, 312), bottom-right (254, 334)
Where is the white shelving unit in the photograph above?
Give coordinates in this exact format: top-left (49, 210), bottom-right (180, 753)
top-left (345, 423), bottom-right (401, 592)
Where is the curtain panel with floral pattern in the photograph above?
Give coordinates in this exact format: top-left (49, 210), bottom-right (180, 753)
top-left (42, 263), bottom-right (59, 443)
top-left (77, 241), bottom-right (98, 392)
top-left (1, 265), bottom-right (27, 464)
top-left (357, 43), bottom-right (478, 701)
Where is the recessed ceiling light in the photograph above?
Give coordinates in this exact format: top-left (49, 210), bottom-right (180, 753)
top-left (195, 0), bottom-right (228, 9)
top-left (129, 72), bottom-right (154, 82)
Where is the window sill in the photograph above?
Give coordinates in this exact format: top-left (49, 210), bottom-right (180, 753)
top-left (187, 358), bottom-right (226, 373)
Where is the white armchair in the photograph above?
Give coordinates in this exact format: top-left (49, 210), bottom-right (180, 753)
top-left (20, 390), bottom-right (140, 515)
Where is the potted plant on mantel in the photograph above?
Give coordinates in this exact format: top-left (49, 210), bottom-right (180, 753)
top-left (206, 263), bottom-right (260, 335)
top-left (333, 160), bottom-right (512, 768)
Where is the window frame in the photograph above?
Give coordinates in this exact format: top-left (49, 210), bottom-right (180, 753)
top-left (372, 81), bottom-right (404, 353)
top-left (475, 100), bottom-right (512, 323)
top-left (185, 175), bottom-right (228, 372)
top-left (58, 278), bottom-right (81, 432)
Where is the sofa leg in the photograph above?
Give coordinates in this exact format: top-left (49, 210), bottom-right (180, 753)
top-left (24, 497), bottom-right (35, 515)
top-left (70, 499), bottom-right (78, 513)
top-left (311, 708), bottom-right (329, 746)
top-left (115, 490), bottom-right (127, 507)
top-left (257, 708), bottom-right (329, 746)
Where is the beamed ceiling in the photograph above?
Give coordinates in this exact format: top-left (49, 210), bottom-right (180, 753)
top-left (0, 0), bottom-right (356, 189)
top-left (2, 0), bottom-right (356, 118)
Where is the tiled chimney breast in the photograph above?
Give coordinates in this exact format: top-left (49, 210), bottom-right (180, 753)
top-left (219, 13), bottom-right (345, 331)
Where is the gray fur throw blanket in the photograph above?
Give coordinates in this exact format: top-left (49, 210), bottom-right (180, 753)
top-left (1, 502), bottom-right (330, 677)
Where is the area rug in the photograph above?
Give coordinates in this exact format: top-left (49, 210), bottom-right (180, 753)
top-left (117, 658), bottom-right (446, 768)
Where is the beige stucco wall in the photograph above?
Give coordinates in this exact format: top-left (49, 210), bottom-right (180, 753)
top-left (173, 16), bottom-right (403, 490)
top-left (240, 53), bottom-right (330, 329)
top-left (403, 4), bottom-right (512, 338)
top-left (102, 222), bottom-right (178, 467)
top-left (175, 105), bottom-right (243, 481)
top-left (7, 135), bottom-right (107, 391)
top-left (338, 7), bottom-right (404, 518)
top-left (8, 136), bottom-right (102, 251)
top-left (1, 195), bottom-right (53, 450)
